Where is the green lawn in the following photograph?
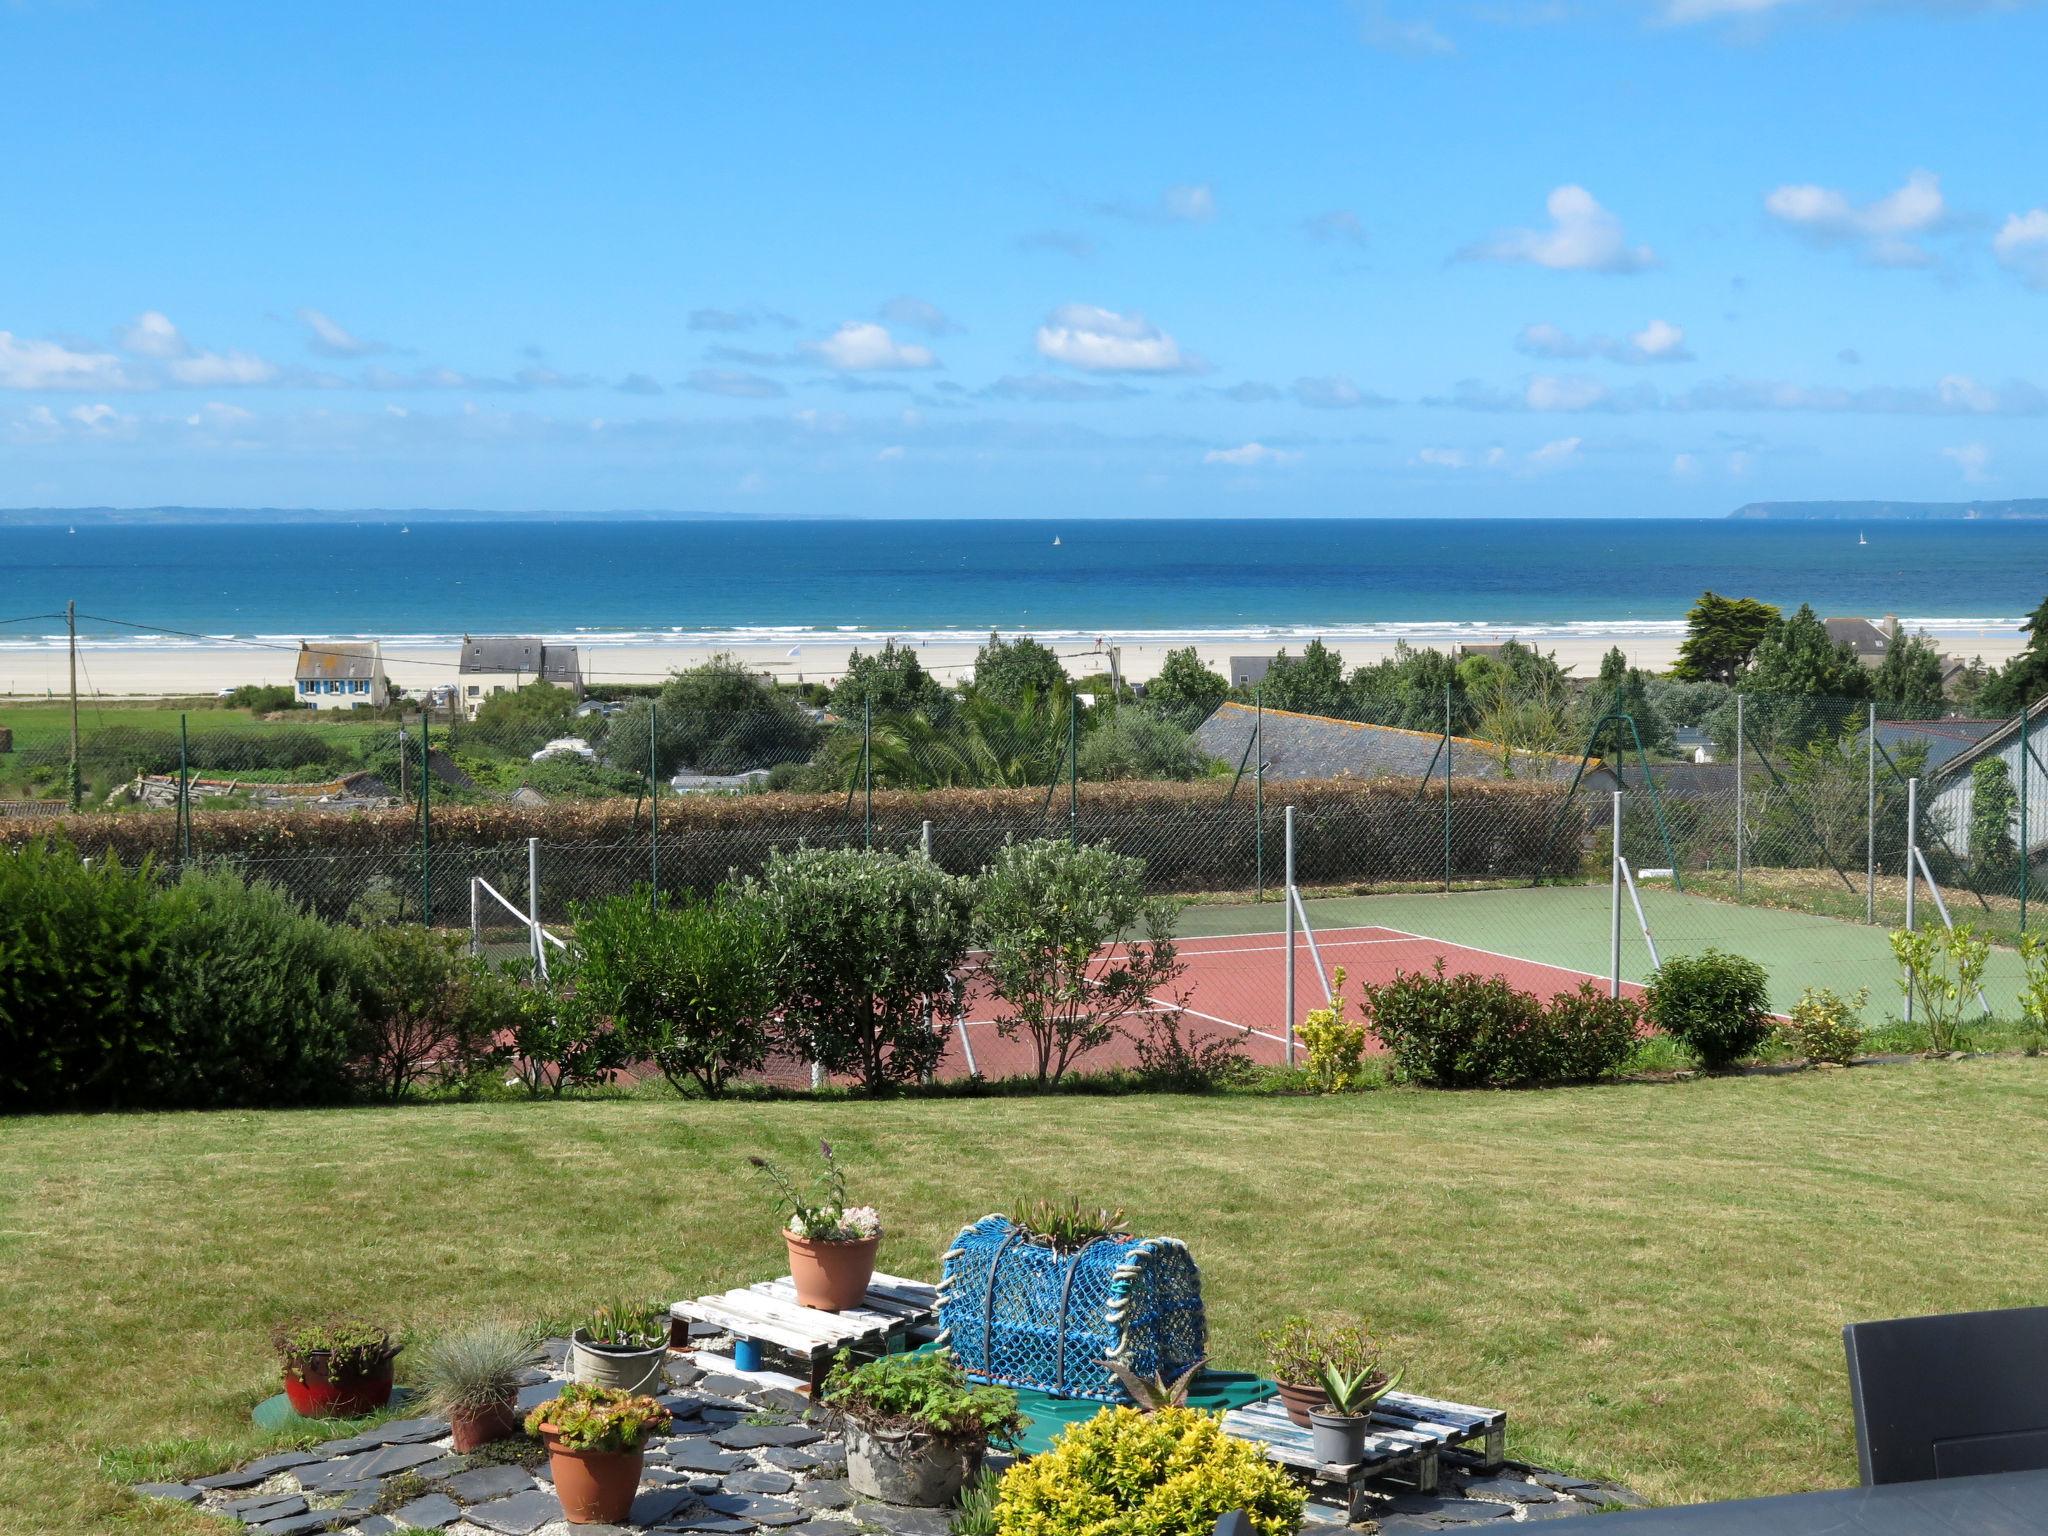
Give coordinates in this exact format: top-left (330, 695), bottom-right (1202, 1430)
top-left (5, 1065), bottom-right (2048, 1534)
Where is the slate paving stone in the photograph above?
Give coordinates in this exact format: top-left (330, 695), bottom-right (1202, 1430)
top-left (388, 1490), bottom-right (464, 1529)
top-left (762, 1446), bottom-right (837, 1473)
top-left (463, 1486), bottom-right (563, 1534)
top-left (244, 1451), bottom-right (324, 1478)
top-left (664, 1443), bottom-right (745, 1474)
top-left (661, 1517), bottom-right (758, 1533)
top-left (1520, 1500), bottom-right (1589, 1521)
top-left (850, 1501), bottom-right (955, 1536)
top-left (221, 1491), bottom-right (308, 1521)
top-left (249, 1511), bottom-right (349, 1536)
top-left (298, 1439), bottom-right (448, 1491)
top-left (406, 1453), bottom-right (468, 1481)
top-left (698, 1374), bottom-right (760, 1398)
top-left (1530, 1471), bottom-right (1602, 1494)
top-left (1459, 1473), bottom-right (1559, 1502)
top-left (439, 1463), bottom-right (537, 1503)
top-left (791, 1520), bottom-right (861, 1536)
top-left (515, 1379), bottom-right (566, 1413)
top-left (541, 1337), bottom-right (573, 1365)
top-left (310, 1435), bottom-right (381, 1458)
top-left (1379, 1494), bottom-right (1516, 1524)
top-left (366, 1415), bottom-right (452, 1445)
top-left (1574, 1484), bottom-right (1648, 1509)
top-left (712, 1424), bottom-right (821, 1450)
top-left (630, 1487), bottom-right (699, 1525)
top-left (194, 1466), bottom-right (277, 1491)
top-left (724, 1469), bottom-right (795, 1495)
top-left (795, 1480), bottom-right (853, 1511)
top-left (130, 1482), bottom-right (203, 1504)
top-left (704, 1493), bottom-right (808, 1525)
top-left (356, 1519), bottom-right (401, 1536)
top-left (664, 1359), bottom-right (707, 1389)
top-left (751, 1388), bottom-right (813, 1415)
top-left (644, 1466), bottom-right (691, 1486)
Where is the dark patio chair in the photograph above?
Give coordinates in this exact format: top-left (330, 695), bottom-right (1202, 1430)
top-left (1843, 1305), bottom-right (2048, 1485)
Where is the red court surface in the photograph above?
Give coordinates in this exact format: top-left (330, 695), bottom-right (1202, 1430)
top-left (757, 925), bottom-right (1637, 1087)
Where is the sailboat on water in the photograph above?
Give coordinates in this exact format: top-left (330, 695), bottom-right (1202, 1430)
top-left (1052, 535), bottom-right (1062, 546)
top-left (1857, 530), bottom-right (1868, 546)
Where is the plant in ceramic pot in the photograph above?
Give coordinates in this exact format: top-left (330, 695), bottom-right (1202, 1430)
top-left (749, 1141), bottom-right (882, 1311)
top-left (524, 1381), bottom-right (670, 1525)
top-left (272, 1318), bottom-right (402, 1419)
top-left (821, 1347), bottom-right (1021, 1507)
top-left (417, 1322), bottom-right (544, 1452)
top-left (569, 1301), bottom-right (669, 1394)
top-left (1258, 1316), bottom-right (1388, 1429)
top-left (1307, 1352), bottom-right (1401, 1469)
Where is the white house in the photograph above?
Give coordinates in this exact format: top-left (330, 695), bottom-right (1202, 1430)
top-left (456, 635), bottom-right (583, 720)
top-left (294, 641), bottom-right (389, 710)
top-left (1925, 696), bottom-right (2048, 859)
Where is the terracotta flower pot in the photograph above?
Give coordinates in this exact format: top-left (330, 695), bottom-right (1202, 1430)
top-left (785, 1231), bottom-right (879, 1312)
top-left (540, 1431), bottom-right (647, 1526)
top-left (448, 1396), bottom-right (520, 1452)
top-left (281, 1350), bottom-right (400, 1419)
top-left (1274, 1379), bottom-right (1329, 1429)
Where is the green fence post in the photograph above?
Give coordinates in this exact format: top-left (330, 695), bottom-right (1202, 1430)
top-left (649, 699), bottom-right (661, 910)
top-left (862, 697), bottom-right (873, 850)
top-left (1067, 691), bottom-right (1078, 844)
top-left (1442, 683), bottom-right (1453, 891)
top-left (419, 709), bottom-right (432, 926)
top-left (178, 712), bottom-right (190, 868)
top-left (2022, 706), bottom-right (2030, 933)
top-left (1255, 689), bottom-right (1265, 899)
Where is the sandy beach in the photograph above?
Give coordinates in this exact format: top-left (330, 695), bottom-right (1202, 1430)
top-left (0, 623), bottom-right (2028, 701)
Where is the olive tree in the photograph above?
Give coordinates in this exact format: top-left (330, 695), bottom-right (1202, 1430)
top-left (753, 846), bottom-right (973, 1093)
top-left (972, 838), bottom-right (1186, 1085)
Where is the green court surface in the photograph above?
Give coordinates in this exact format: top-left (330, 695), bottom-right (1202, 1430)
top-left (1178, 882), bottom-right (2030, 1020)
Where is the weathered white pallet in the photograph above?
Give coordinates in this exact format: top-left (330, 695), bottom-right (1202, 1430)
top-left (1222, 1398), bottom-right (1442, 1517)
top-left (1375, 1388), bottom-right (1507, 1470)
top-left (670, 1271), bottom-right (940, 1383)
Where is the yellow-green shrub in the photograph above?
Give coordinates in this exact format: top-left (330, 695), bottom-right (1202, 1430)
top-left (1780, 985), bottom-right (1867, 1066)
top-left (1298, 966), bottom-right (1367, 1092)
top-left (994, 1405), bottom-right (1304, 1536)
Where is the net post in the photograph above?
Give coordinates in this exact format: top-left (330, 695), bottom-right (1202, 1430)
top-left (1610, 789), bottom-right (1623, 998)
top-left (2021, 707), bottom-right (2030, 933)
top-left (178, 711), bottom-right (190, 869)
top-left (419, 709), bottom-right (431, 926)
top-left (1442, 682), bottom-right (1453, 891)
top-left (1067, 691), bottom-right (1078, 844)
top-left (1284, 802), bottom-right (1296, 1067)
top-left (921, 818), bottom-right (932, 858)
top-left (1904, 776), bottom-right (1919, 1025)
top-left (648, 699), bottom-right (659, 909)
top-left (862, 696), bottom-right (873, 851)
top-left (1866, 702), bottom-right (1877, 925)
top-left (1254, 689), bottom-right (1265, 901)
top-left (1734, 693), bottom-right (1745, 903)
top-left (470, 875), bottom-right (481, 957)
top-left (528, 835), bottom-right (543, 975)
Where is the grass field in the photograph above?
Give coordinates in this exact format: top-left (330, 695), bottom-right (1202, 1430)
top-left (6, 1064), bottom-right (2047, 1534)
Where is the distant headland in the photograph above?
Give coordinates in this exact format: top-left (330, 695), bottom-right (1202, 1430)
top-left (1729, 499), bottom-right (2048, 521)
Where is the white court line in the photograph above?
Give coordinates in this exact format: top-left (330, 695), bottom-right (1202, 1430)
top-left (952, 1003), bottom-right (1292, 1049)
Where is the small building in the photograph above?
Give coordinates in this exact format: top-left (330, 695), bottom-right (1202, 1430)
top-left (1924, 701), bottom-right (2048, 858)
top-left (294, 641), bottom-right (388, 710)
top-left (1227, 655), bottom-right (1275, 689)
top-left (456, 635), bottom-right (583, 720)
top-left (1823, 615), bottom-right (1897, 668)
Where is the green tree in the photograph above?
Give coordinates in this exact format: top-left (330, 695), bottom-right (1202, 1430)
top-left (1259, 638), bottom-right (1348, 716)
top-left (606, 655), bottom-right (819, 776)
top-left (1949, 656), bottom-right (1991, 713)
top-left (974, 632), bottom-right (1068, 704)
top-left (1741, 604), bottom-right (1872, 749)
top-left (1585, 646), bottom-right (1673, 754)
top-left (469, 678), bottom-right (582, 754)
top-left (1348, 643), bottom-right (1471, 731)
top-left (572, 887), bottom-right (776, 1097)
top-left (1872, 631), bottom-right (1948, 720)
top-left (1977, 597), bottom-right (2048, 713)
top-left (972, 839), bottom-right (1187, 1084)
top-left (1671, 592), bottom-right (1782, 684)
top-left (752, 846), bottom-right (973, 1093)
top-left (1077, 706), bottom-right (1216, 782)
top-left (831, 639), bottom-right (949, 720)
top-left (1969, 757), bottom-right (2018, 871)
top-left (349, 926), bottom-right (513, 1103)
top-left (1146, 646), bottom-right (1228, 719)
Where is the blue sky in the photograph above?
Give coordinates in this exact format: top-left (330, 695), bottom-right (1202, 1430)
top-left (4, 0), bottom-right (2047, 517)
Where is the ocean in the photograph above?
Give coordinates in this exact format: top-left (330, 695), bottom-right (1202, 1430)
top-left (1, 517), bottom-right (2041, 651)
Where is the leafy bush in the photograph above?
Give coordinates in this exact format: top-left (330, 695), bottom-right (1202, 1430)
top-left (574, 887), bottom-right (775, 1097)
top-left (1125, 1008), bottom-right (1252, 1092)
top-left (1644, 950), bottom-right (1773, 1069)
top-left (1363, 964), bottom-right (1639, 1087)
top-left (1298, 966), bottom-right (1367, 1092)
top-left (753, 846), bottom-right (972, 1093)
top-left (221, 684), bottom-right (304, 712)
top-left (973, 839), bottom-right (1186, 1084)
top-left (821, 1348), bottom-right (1021, 1444)
top-left (1076, 708), bottom-right (1215, 782)
top-left (1781, 985), bottom-right (1868, 1066)
top-left (1888, 925), bottom-right (1987, 1053)
top-left (1259, 1316), bottom-right (1388, 1388)
top-left (147, 867), bottom-right (367, 1108)
top-left (350, 925), bottom-right (516, 1101)
top-left (0, 839), bottom-right (163, 1111)
top-left (504, 955), bottom-right (629, 1097)
top-left (994, 1405), bottom-right (1303, 1536)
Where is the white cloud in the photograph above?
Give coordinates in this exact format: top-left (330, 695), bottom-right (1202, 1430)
top-left (168, 349), bottom-right (279, 387)
top-left (685, 368), bottom-right (789, 399)
top-left (1764, 169), bottom-right (1948, 267)
top-left (68, 402), bottom-right (123, 432)
top-left (982, 374), bottom-right (1144, 403)
top-left (1464, 185), bottom-right (1655, 274)
top-left (1414, 445), bottom-right (1508, 470)
top-left (1203, 441), bottom-right (1300, 467)
top-left (1036, 305), bottom-right (1197, 373)
top-left (1994, 209), bottom-right (2048, 290)
top-left (1664, 0), bottom-right (2026, 23)
top-left (184, 401), bottom-right (255, 429)
top-left (1094, 183), bottom-right (1218, 225)
top-left (876, 445), bottom-right (906, 462)
top-left (1516, 319), bottom-right (1692, 364)
top-left (1672, 451), bottom-right (1701, 477)
top-left (806, 321), bottom-right (937, 372)
top-left (119, 310), bottom-right (188, 359)
top-left (1357, 0), bottom-right (1455, 54)
top-left (1525, 374), bottom-right (1613, 411)
top-left (297, 308), bottom-right (388, 358)
top-left (877, 296), bottom-right (961, 335)
top-left (1292, 375), bottom-right (1392, 409)
top-left (1526, 435), bottom-right (1583, 468)
top-left (1942, 441), bottom-right (1992, 483)
top-left (0, 331), bottom-right (134, 390)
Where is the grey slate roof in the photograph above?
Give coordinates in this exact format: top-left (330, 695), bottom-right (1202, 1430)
top-left (1870, 718), bottom-right (2007, 773)
top-left (458, 635), bottom-right (580, 687)
top-left (1824, 617), bottom-right (1891, 658)
top-left (1192, 701), bottom-right (1577, 783)
top-left (294, 642), bottom-right (381, 682)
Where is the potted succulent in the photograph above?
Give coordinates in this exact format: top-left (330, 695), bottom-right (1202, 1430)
top-left (820, 1347), bottom-right (1021, 1507)
top-left (749, 1142), bottom-right (882, 1312)
top-left (272, 1319), bottom-right (402, 1419)
top-left (569, 1301), bottom-right (669, 1394)
top-left (1308, 1357), bottom-right (1402, 1468)
top-left (417, 1321), bottom-right (544, 1452)
top-left (1259, 1317), bottom-right (1391, 1430)
top-left (525, 1381), bottom-right (670, 1525)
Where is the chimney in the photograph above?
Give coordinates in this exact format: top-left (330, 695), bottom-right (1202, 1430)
top-left (1880, 614), bottom-right (1900, 639)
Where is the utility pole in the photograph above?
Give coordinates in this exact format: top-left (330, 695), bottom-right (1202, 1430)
top-left (66, 599), bottom-right (80, 810)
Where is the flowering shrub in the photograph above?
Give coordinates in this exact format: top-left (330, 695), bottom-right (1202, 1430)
top-left (750, 1141), bottom-right (883, 1242)
top-left (994, 1405), bottom-right (1303, 1536)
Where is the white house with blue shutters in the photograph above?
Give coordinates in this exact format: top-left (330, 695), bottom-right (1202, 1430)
top-left (294, 640), bottom-right (389, 710)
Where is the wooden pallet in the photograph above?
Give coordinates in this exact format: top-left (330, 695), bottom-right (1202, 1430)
top-left (670, 1271), bottom-right (940, 1389)
top-left (1221, 1391), bottom-right (1507, 1518)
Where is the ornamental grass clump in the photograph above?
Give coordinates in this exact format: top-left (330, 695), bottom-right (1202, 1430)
top-left (416, 1321), bottom-right (544, 1419)
top-left (1010, 1195), bottom-right (1129, 1253)
top-left (994, 1405), bottom-right (1304, 1536)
